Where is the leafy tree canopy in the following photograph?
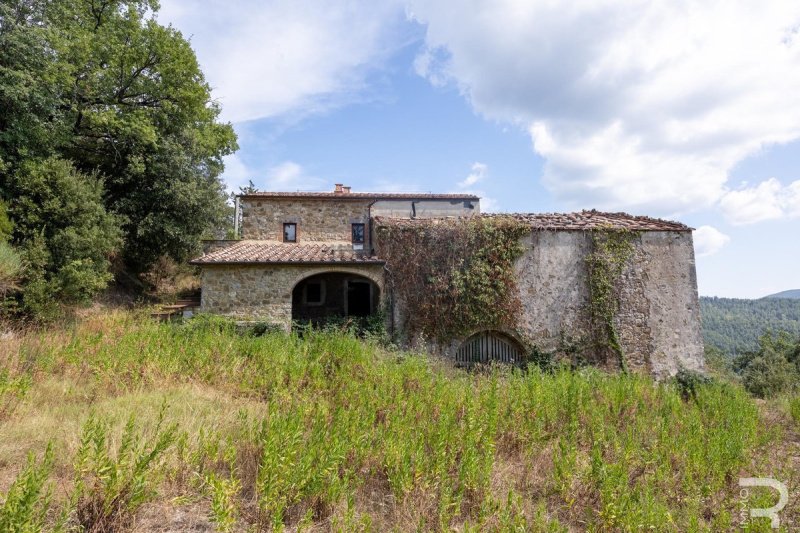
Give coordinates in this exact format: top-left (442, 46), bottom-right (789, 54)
top-left (0, 0), bottom-right (237, 316)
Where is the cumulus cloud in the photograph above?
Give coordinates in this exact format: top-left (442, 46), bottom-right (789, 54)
top-left (264, 161), bottom-right (326, 191)
top-left (220, 154), bottom-right (252, 193)
top-left (693, 225), bottom-right (731, 257)
top-left (459, 162), bottom-right (488, 188)
top-left (719, 178), bottom-right (800, 225)
top-left (454, 162), bottom-right (498, 211)
top-left (408, 0), bottom-right (800, 216)
top-left (159, 0), bottom-right (406, 123)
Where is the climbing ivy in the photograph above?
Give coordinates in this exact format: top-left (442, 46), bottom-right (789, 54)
top-left (375, 217), bottom-right (530, 343)
top-left (585, 227), bottom-right (639, 372)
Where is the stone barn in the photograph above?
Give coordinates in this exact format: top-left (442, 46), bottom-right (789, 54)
top-left (190, 185), bottom-right (704, 377)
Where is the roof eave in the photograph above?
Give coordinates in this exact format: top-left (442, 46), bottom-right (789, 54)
top-left (237, 193), bottom-right (480, 200)
top-left (190, 259), bottom-right (386, 266)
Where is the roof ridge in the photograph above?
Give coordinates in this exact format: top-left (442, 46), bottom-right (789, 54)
top-left (238, 191), bottom-right (480, 200)
top-left (374, 211), bottom-right (692, 231)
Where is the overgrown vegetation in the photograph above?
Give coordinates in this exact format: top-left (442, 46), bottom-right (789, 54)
top-left (730, 331), bottom-right (800, 398)
top-left (0, 0), bottom-right (237, 321)
top-left (585, 228), bottom-right (639, 371)
top-left (1, 311), bottom-right (795, 531)
top-left (375, 217), bottom-right (529, 343)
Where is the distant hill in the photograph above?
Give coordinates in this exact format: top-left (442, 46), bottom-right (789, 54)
top-left (700, 296), bottom-right (800, 354)
top-left (763, 289), bottom-right (800, 299)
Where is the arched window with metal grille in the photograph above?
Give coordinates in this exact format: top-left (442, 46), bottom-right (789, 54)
top-left (455, 330), bottom-right (525, 367)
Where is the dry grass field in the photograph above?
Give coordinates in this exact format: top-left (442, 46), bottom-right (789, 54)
top-left (1, 310), bottom-right (798, 531)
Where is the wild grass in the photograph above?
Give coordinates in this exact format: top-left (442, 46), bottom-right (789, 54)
top-left (0, 310), bottom-right (793, 531)
top-left (790, 395), bottom-right (800, 426)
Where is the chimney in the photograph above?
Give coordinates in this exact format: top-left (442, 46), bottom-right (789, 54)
top-left (334, 183), bottom-right (344, 193)
top-left (342, 186), bottom-right (351, 194)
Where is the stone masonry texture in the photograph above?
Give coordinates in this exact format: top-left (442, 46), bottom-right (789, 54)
top-left (198, 196), bottom-right (704, 378)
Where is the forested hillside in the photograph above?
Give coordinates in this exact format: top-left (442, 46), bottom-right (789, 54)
top-left (701, 296), bottom-right (800, 354)
top-left (764, 289), bottom-right (800, 299)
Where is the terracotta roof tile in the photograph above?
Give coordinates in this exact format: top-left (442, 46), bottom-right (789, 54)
top-left (239, 191), bottom-right (479, 200)
top-left (190, 241), bottom-right (384, 265)
top-left (482, 211), bottom-right (691, 231)
top-left (374, 210), bottom-right (692, 231)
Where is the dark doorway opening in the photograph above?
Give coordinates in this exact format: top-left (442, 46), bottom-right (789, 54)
top-left (347, 281), bottom-right (371, 316)
top-left (292, 272), bottom-right (379, 327)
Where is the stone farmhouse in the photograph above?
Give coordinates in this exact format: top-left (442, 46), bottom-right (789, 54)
top-left (190, 184), bottom-right (704, 377)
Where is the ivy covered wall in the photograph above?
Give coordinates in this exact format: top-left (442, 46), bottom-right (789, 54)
top-left (376, 218), bottom-right (704, 378)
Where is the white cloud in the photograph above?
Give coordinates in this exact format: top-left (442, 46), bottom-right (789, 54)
top-left (459, 162), bottom-right (488, 188)
top-left (159, 0), bottom-right (406, 123)
top-left (220, 153), bottom-right (252, 193)
top-left (408, 0), bottom-right (800, 217)
top-left (719, 178), bottom-right (800, 224)
top-left (693, 225), bottom-right (730, 257)
top-left (455, 162), bottom-right (498, 211)
top-left (265, 161), bottom-right (326, 191)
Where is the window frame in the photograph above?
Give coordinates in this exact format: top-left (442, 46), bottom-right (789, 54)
top-left (283, 222), bottom-right (297, 243)
top-left (351, 222), bottom-right (365, 245)
top-left (303, 280), bottom-right (325, 306)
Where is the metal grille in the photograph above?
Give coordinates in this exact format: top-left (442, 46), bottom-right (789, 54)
top-left (455, 331), bottom-right (523, 367)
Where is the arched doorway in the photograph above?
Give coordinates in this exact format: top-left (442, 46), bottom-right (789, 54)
top-left (455, 330), bottom-right (525, 367)
top-left (291, 272), bottom-right (380, 326)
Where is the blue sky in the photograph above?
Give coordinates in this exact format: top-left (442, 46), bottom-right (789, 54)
top-left (159, 0), bottom-right (800, 298)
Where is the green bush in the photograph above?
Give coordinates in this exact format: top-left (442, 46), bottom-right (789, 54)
top-left (8, 157), bottom-right (121, 320)
top-left (0, 200), bottom-right (13, 242)
top-left (0, 241), bottom-right (22, 292)
top-left (734, 332), bottom-right (800, 398)
top-left (673, 368), bottom-right (713, 401)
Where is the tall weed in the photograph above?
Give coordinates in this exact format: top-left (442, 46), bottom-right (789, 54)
top-left (73, 404), bottom-right (177, 532)
top-left (0, 444), bottom-right (55, 533)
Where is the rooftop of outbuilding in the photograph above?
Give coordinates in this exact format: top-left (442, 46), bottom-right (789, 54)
top-left (239, 191), bottom-right (479, 201)
top-left (189, 241), bottom-right (384, 265)
top-left (373, 210), bottom-right (691, 232)
top-left (480, 210), bottom-right (692, 231)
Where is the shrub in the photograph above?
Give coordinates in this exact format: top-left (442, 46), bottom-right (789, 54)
top-left (8, 157), bottom-right (121, 320)
top-left (734, 332), bottom-right (800, 398)
top-left (740, 348), bottom-right (797, 399)
top-left (673, 368), bottom-right (713, 402)
top-left (0, 242), bottom-right (21, 291)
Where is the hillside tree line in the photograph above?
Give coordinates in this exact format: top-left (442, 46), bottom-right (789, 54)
top-left (700, 296), bottom-right (800, 354)
top-left (0, 0), bottom-right (237, 319)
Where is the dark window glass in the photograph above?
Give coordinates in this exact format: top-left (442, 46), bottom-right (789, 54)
top-left (283, 223), bottom-right (296, 242)
top-left (352, 223), bottom-right (365, 244)
top-left (306, 282), bottom-right (322, 304)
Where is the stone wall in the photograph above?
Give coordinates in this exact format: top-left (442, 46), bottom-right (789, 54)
top-left (200, 263), bottom-right (386, 330)
top-left (241, 198), bottom-right (372, 243)
top-left (240, 197), bottom-right (481, 244)
top-left (401, 229), bottom-right (703, 377)
top-left (633, 231), bottom-right (704, 377)
top-left (509, 229), bottom-right (704, 377)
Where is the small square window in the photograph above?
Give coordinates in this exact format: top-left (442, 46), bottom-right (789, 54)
top-left (351, 223), bottom-right (365, 244)
top-left (304, 281), bottom-right (324, 305)
top-left (306, 282), bottom-right (322, 304)
top-left (283, 223), bottom-right (296, 242)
